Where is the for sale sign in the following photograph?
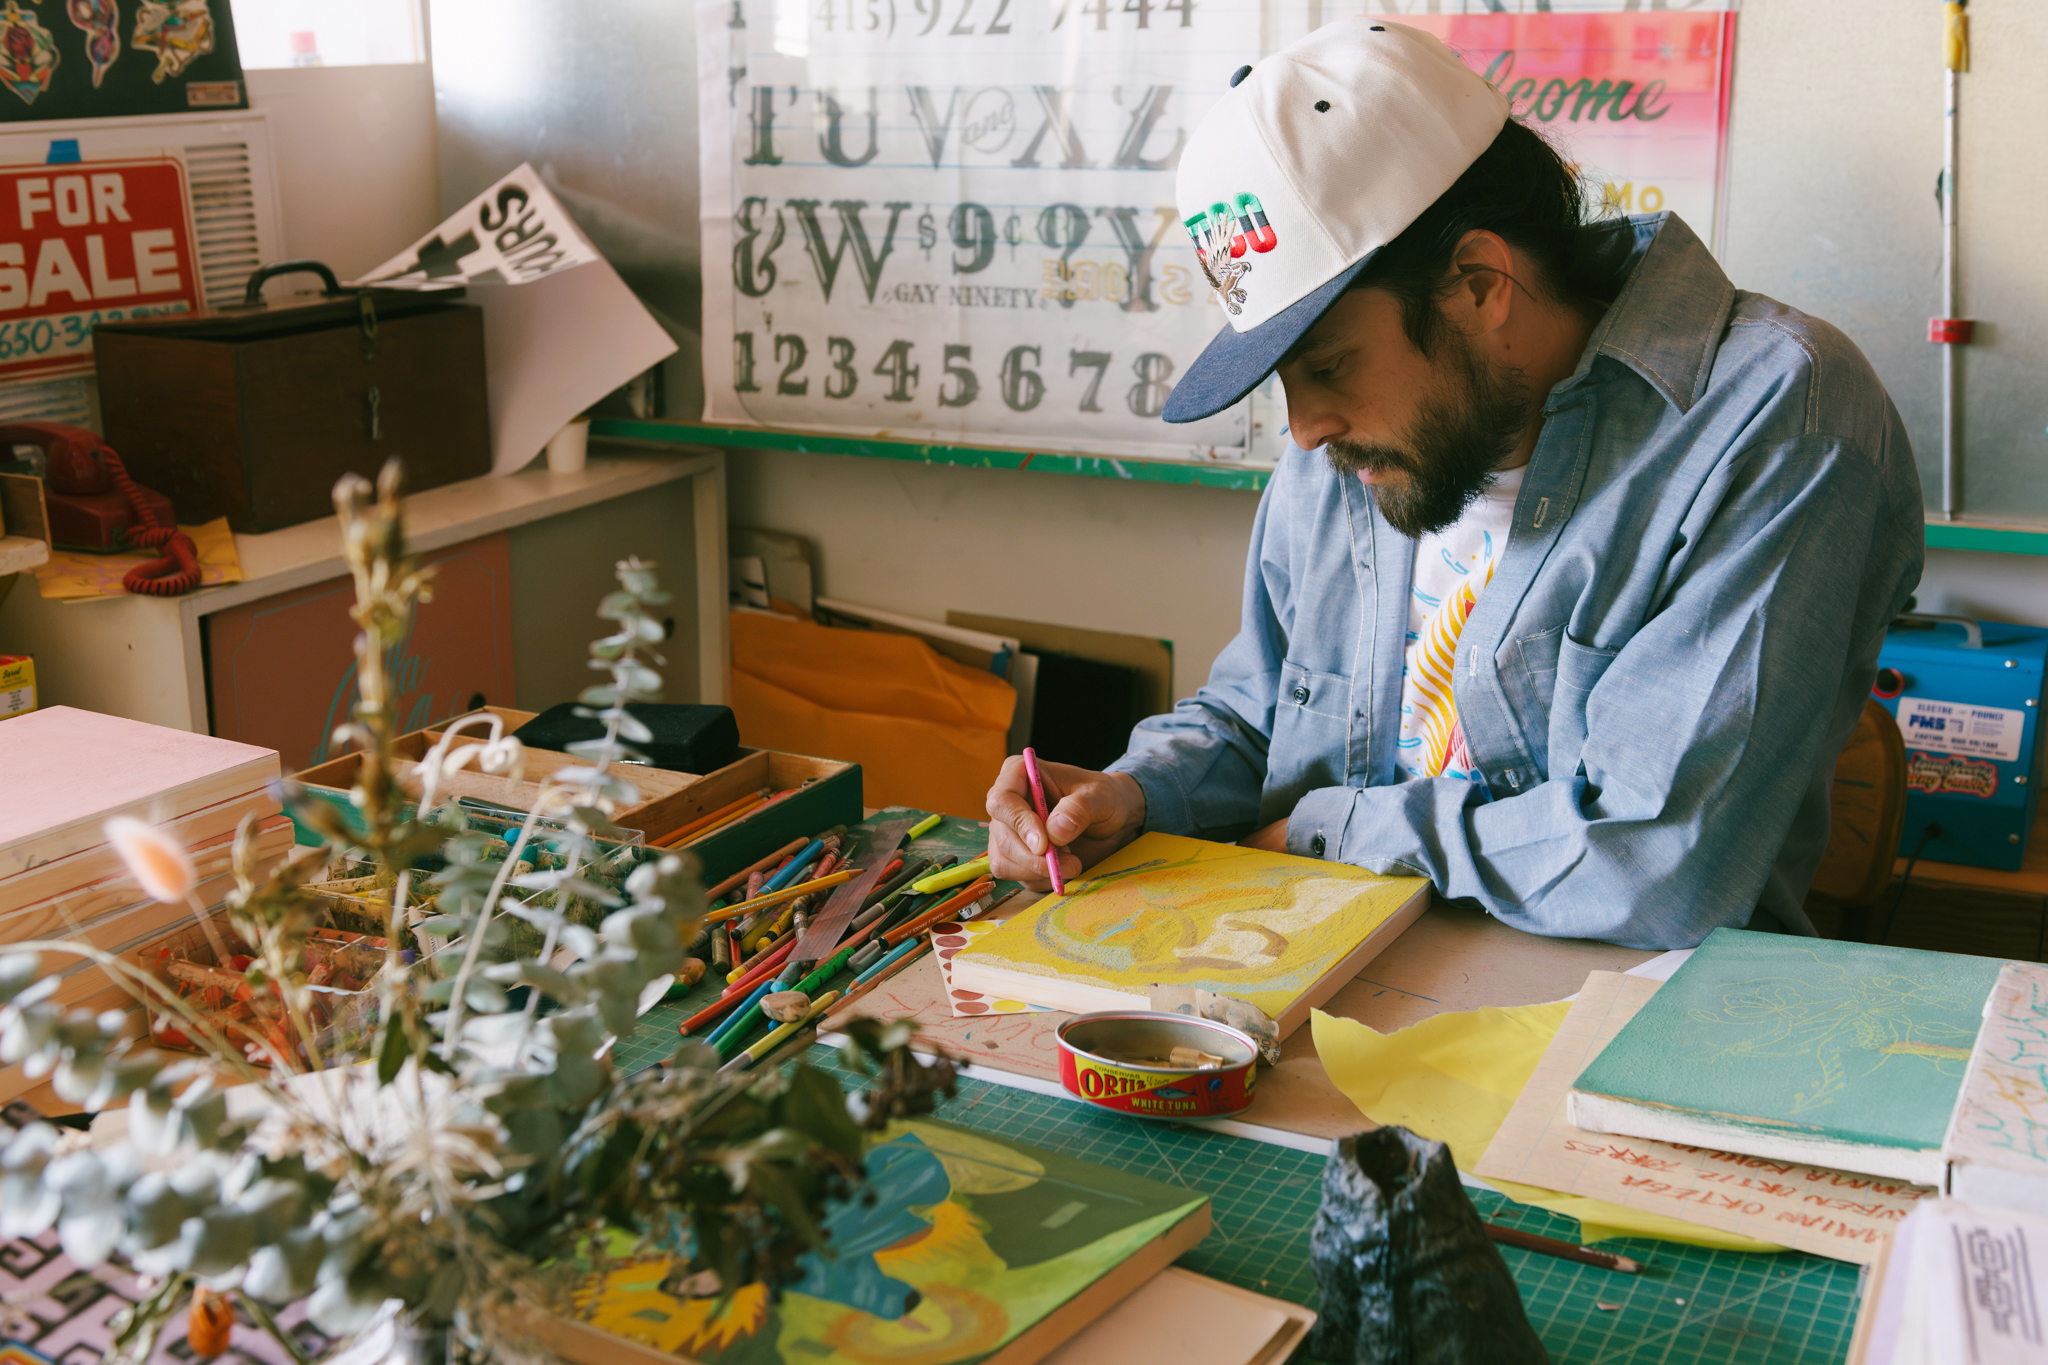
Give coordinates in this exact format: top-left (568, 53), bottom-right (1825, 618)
top-left (0, 154), bottom-right (199, 381)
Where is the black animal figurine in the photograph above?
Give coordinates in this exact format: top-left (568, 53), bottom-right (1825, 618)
top-left (1307, 1125), bottom-right (1548, 1364)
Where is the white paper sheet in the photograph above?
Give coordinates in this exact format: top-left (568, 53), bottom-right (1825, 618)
top-left (354, 163), bottom-right (676, 475)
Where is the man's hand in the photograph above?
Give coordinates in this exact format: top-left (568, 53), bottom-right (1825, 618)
top-left (986, 758), bottom-right (1146, 889)
top-left (1239, 818), bottom-right (1291, 853)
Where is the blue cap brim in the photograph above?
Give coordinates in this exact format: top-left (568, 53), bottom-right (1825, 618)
top-left (1162, 248), bottom-right (1380, 424)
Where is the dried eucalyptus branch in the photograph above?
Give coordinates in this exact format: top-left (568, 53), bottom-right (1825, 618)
top-left (0, 458), bottom-right (955, 1365)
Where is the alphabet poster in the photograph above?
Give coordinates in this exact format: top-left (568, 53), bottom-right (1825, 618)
top-left (696, 1), bottom-right (1735, 469)
top-left (0, 152), bottom-right (199, 382)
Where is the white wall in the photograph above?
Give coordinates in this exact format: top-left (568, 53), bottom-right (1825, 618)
top-left (724, 450), bottom-right (1260, 701)
top-left (726, 0), bottom-right (2048, 685)
top-left (244, 64), bottom-right (441, 281)
top-left (1716, 0), bottom-right (2048, 626)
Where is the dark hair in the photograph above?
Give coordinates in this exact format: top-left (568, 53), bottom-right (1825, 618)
top-left (1355, 118), bottom-right (1600, 357)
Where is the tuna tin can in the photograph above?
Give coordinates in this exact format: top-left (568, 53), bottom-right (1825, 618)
top-left (1056, 1011), bottom-right (1260, 1120)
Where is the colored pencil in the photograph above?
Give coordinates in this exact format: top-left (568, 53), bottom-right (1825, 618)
top-left (654, 790), bottom-right (768, 847)
top-left (866, 856), bottom-right (930, 904)
top-left (858, 857), bottom-right (944, 924)
top-left (1483, 1224), bottom-right (1642, 1274)
top-left (704, 868), bottom-right (860, 924)
top-left (763, 838), bottom-right (827, 894)
top-left (910, 855), bottom-right (990, 895)
top-left (737, 1023), bottom-right (822, 1077)
top-left (850, 931), bottom-right (928, 985)
top-left (884, 878), bottom-right (994, 946)
top-left (822, 937), bottom-right (934, 1018)
top-left (720, 990), bottom-right (842, 1073)
top-left (678, 980), bottom-right (754, 1037)
top-left (722, 930), bottom-right (797, 987)
top-left (706, 977), bottom-right (780, 1047)
top-left (678, 799), bottom-right (773, 847)
top-left (1022, 747), bottom-right (1065, 894)
top-left (972, 887), bottom-right (1022, 921)
top-left (706, 838), bottom-right (807, 900)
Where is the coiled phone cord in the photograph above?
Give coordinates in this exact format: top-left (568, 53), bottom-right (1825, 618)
top-left (104, 449), bottom-right (200, 595)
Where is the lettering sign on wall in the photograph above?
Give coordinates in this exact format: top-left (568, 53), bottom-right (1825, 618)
top-left (1397, 11), bottom-right (1735, 237)
top-left (697, 2), bottom-right (1735, 470)
top-left (0, 154), bottom-right (198, 381)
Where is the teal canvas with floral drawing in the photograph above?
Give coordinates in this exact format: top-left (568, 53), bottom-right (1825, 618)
top-left (1568, 929), bottom-right (2005, 1183)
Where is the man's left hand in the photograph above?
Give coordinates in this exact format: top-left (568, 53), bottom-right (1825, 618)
top-left (1240, 819), bottom-right (1291, 853)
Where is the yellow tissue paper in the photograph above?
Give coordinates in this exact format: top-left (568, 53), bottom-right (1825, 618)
top-left (1310, 1004), bottom-right (1783, 1253)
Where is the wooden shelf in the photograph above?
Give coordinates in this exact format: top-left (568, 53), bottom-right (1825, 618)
top-left (200, 450), bottom-right (717, 615)
top-left (1898, 821), bottom-right (2048, 898)
top-left (590, 418), bottom-right (1275, 492)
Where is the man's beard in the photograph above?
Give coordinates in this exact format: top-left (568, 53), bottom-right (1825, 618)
top-left (1323, 329), bottom-right (1535, 538)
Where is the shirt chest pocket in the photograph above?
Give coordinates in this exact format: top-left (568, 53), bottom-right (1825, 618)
top-left (1271, 658), bottom-right (1353, 793)
top-left (1498, 627), bottom-right (1622, 779)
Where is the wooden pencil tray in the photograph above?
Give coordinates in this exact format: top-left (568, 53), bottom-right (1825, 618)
top-left (294, 706), bottom-right (698, 835)
top-left (291, 708), bottom-right (865, 883)
top-left (650, 749), bottom-right (864, 884)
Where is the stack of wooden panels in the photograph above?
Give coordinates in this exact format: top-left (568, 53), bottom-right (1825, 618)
top-left (0, 707), bottom-right (288, 1102)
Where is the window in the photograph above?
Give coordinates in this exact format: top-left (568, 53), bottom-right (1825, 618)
top-left (228, 0), bottom-right (425, 68)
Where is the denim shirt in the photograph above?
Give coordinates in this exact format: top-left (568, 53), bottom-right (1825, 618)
top-left (1110, 214), bottom-right (1924, 950)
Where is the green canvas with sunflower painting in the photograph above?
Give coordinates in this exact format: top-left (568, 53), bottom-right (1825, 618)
top-left (565, 1118), bottom-right (1212, 1365)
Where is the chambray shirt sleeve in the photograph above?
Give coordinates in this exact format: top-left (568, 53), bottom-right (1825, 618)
top-left (1288, 432), bottom-right (1915, 949)
top-left (1104, 460), bottom-right (1294, 842)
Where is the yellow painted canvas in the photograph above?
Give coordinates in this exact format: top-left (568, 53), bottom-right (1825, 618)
top-left (949, 833), bottom-right (1429, 1034)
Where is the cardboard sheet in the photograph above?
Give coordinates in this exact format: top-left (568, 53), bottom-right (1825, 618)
top-left (1312, 997), bottom-right (1784, 1252)
top-left (1473, 972), bottom-right (1932, 1263)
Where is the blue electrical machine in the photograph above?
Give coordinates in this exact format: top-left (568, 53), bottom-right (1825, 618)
top-left (1872, 616), bottom-right (2048, 872)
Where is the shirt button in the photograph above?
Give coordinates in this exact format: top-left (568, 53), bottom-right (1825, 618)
top-left (1311, 833), bottom-right (1326, 857)
top-left (1292, 685), bottom-right (1310, 704)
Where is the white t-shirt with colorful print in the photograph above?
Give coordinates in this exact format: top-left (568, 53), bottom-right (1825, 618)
top-left (1396, 464), bottom-right (1525, 784)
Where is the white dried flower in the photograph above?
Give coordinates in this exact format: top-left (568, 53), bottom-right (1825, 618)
top-left (104, 816), bottom-right (195, 904)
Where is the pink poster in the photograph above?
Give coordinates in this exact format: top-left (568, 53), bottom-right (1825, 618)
top-left (1401, 13), bottom-right (1737, 243)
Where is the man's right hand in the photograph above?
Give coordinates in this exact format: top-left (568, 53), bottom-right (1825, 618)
top-left (985, 758), bottom-right (1146, 890)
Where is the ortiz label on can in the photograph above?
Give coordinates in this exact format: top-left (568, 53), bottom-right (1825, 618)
top-left (1057, 1049), bottom-right (1255, 1119)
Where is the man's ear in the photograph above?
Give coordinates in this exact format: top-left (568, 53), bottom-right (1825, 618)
top-left (1447, 230), bottom-right (1517, 334)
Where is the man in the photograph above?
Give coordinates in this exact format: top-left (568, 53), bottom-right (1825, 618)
top-left (984, 19), bottom-right (1922, 949)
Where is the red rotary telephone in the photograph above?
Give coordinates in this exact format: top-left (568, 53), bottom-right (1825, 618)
top-left (0, 422), bottom-right (200, 595)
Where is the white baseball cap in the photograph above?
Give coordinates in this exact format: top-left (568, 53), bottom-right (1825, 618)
top-left (1163, 19), bottom-right (1510, 423)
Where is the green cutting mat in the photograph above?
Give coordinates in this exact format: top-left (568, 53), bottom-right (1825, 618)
top-left (607, 1029), bottom-right (1862, 1365)
top-left (609, 808), bottom-right (1864, 1364)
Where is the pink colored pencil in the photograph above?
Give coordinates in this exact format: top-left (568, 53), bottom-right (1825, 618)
top-left (1022, 747), bottom-right (1065, 895)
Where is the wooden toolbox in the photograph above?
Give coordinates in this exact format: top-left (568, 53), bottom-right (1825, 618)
top-left (93, 261), bottom-right (490, 533)
top-left (290, 708), bottom-right (864, 886)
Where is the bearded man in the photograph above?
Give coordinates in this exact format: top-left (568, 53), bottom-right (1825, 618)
top-left (983, 20), bottom-right (1922, 949)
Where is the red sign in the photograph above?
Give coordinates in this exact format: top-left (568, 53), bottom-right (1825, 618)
top-left (0, 155), bottom-right (200, 380)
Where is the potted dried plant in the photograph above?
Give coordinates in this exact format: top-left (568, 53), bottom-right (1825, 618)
top-left (0, 461), bottom-right (950, 1363)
